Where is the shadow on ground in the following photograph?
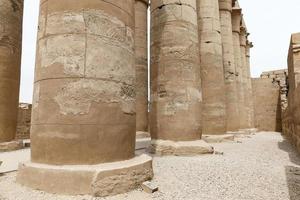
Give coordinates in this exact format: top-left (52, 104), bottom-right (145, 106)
top-left (278, 136), bottom-right (300, 200)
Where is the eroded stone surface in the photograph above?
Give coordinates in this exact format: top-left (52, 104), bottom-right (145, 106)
top-left (30, 1), bottom-right (137, 165)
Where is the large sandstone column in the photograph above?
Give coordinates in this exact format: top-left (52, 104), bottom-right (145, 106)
top-left (150, 0), bottom-right (213, 155)
top-left (246, 39), bottom-right (255, 128)
top-left (17, 0), bottom-right (153, 196)
top-left (240, 20), bottom-right (251, 128)
top-left (232, 6), bottom-right (246, 128)
top-left (0, 0), bottom-right (23, 142)
top-left (219, 0), bottom-right (240, 131)
top-left (135, 0), bottom-right (149, 133)
top-left (197, 0), bottom-right (227, 135)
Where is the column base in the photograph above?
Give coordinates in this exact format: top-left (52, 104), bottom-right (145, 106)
top-left (227, 128), bottom-right (258, 135)
top-left (149, 140), bottom-right (214, 156)
top-left (17, 154), bottom-right (153, 197)
top-left (0, 140), bottom-right (24, 152)
top-left (202, 134), bottom-right (235, 143)
top-left (239, 128), bottom-right (258, 134)
top-left (136, 131), bottom-right (150, 139)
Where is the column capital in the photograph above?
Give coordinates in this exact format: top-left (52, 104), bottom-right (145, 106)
top-left (232, 7), bottom-right (242, 33)
top-left (246, 40), bottom-right (253, 57)
top-left (246, 40), bottom-right (254, 48)
top-left (240, 27), bottom-right (247, 47)
top-left (219, 0), bottom-right (234, 12)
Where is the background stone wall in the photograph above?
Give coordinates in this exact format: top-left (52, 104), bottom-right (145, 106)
top-left (16, 103), bottom-right (31, 140)
top-left (252, 70), bottom-right (287, 132)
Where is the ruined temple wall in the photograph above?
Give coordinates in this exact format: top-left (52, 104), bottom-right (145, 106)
top-left (252, 76), bottom-right (282, 132)
top-left (16, 103), bottom-right (32, 140)
top-left (282, 33), bottom-right (300, 152)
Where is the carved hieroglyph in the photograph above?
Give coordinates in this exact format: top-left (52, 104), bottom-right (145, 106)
top-left (150, 0), bottom-right (202, 141)
top-left (0, 0), bottom-right (23, 142)
top-left (197, 0), bottom-right (226, 134)
top-left (31, 0), bottom-right (137, 165)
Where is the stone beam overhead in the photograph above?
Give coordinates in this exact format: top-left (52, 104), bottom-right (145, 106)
top-left (17, 0), bottom-right (153, 196)
top-left (0, 0), bottom-right (23, 142)
top-left (197, 0), bottom-right (226, 134)
top-left (135, 0), bottom-right (149, 133)
top-left (219, 0), bottom-right (240, 131)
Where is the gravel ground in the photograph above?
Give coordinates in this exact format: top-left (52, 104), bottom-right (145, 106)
top-left (0, 132), bottom-right (300, 200)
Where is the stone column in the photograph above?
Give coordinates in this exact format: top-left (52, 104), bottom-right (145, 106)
top-left (246, 40), bottom-right (255, 128)
top-left (135, 0), bottom-right (149, 134)
top-left (150, 0), bottom-right (213, 155)
top-left (219, 0), bottom-right (240, 131)
top-left (240, 20), bottom-right (251, 128)
top-left (231, 6), bottom-right (246, 129)
top-left (0, 0), bottom-right (23, 142)
top-left (17, 0), bottom-right (153, 196)
top-left (197, 0), bottom-right (227, 135)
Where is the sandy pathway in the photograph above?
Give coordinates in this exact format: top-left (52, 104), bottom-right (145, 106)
top-left (0, 132), bottom-right (299, 200)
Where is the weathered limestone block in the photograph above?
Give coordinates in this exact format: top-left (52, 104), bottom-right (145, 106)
top-left (149, 140), bottom-right (214, 156)
top-left (0, 0), bottom-right (23, 142)
top-left (17, 0), bottom-right (153, 196)
top-left (135, 0), bottom-right (149, 132)
top-left (197, 0), bottom-right (226, 134)
top-left (219, 0), bottom-right (240, 131)
top-left (232, 6), bottom-right (246, 128)
top-left (150, 0), bottom-right (202, 141)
